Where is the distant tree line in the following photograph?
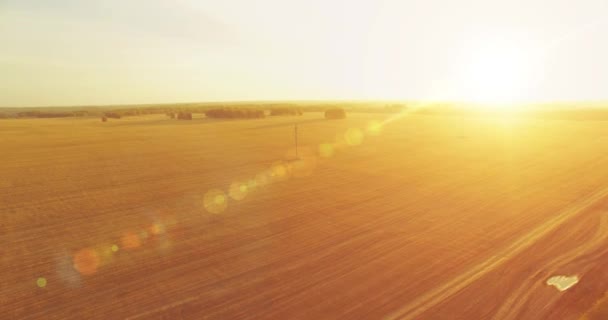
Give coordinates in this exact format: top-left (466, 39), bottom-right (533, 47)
top-left (341, 104), bottom-right (405, 113)
top-left (269, 108), bottom-right (303, 116)
top-left (15, 111), bottom-right (91, 118)
top-left (177, 112), bottom-right (193, 120)
top-left (205, 108), bottom-right (265, 119)
top-left (2, 103), bottom-right (409, 120)
top-left (325, 108), bottom-right (347, 119)
top-left (104, 112), bottom-right (122, 119)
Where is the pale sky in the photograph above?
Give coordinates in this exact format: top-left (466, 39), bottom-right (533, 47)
top-left (1, 0), bottom-right (607, 107)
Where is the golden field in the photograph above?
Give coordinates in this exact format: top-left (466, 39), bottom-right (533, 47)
top-left (3, 111), bottom-right (608, 319)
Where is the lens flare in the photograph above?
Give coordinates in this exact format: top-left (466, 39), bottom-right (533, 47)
top-left (111, 244), bottom-right (119, 252)
top-left (55, 251), bottom-right (81, 288)
top-left (72, 248), bottom-right (100, 276)
top-left (318, 143), bottom-right (335, 158)
top-left (204, 189), bottom-right (228, 214)
top-left (36, 277), bottom-right (47, 288)
top-left (291, 158), bottom-right (317, 178)
top-left (121, 232), bottom-right (142, 250)
top-left (247, 179), bottom-right (258, 190)
top-left (271, 161), bottom-right (291, 181)
top-left (255, 172), bottom-right (270, 187)
top-left (98, 245), bottom-right (115, 266)
top-left (366, 121), bottom-right (383, 136)
top-left (229, 182), bottom-right (248, 201)
top-left (344, 128), bottom-right (364, 146)
top-left (284, 146), bottom-right (318, 177)
top-left (149, 223), bottom-right (165, 236)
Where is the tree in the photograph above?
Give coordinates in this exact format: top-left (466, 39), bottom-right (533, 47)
top-left (325, 108), bottom-right (346, 119)
top-left (177, 112), bottom-right (193, 120)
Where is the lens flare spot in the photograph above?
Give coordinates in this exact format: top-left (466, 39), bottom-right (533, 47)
top-left (271, 161), bottom-right (291, 181)
top-left (366, 121), bottom-right (383, 136)
top-left (121, 232), bottom-right (142, 250)
top-left (229, 182), bottom-right (248, 201)
top-left (111, 244), bottom-right (119, 252)
top-left (139, 230), bottom-right (149, 241)
top-left (214, 195), bottom-right (225, 205)
top-left (73, 248), bottom-right (100, 276)
top-left (55, 251), bottom-right (81, 288)
top-left (273, 164), bottom-right (287, 177)
top-left (204, 189), bottom-right (228, 214)
top-left (149, 223), bottom-right (165, 236)
top-left (285, 146), bottom-right (317, 178)
top-left (344, 128), bottom-right (364, 146)
top-left (247, 179), bottom-right (258, 190)
top-left (255, 172), bottom-right (270, 187)
top-left (318, 143), bottom-right (334, 158)
top-left (36, 277), bottom-right (47, 288)
top-left (98, 245), bottom-right (114, 265)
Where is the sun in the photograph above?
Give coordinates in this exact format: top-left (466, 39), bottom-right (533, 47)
top-left (457, 39), bottom-right (534, 108)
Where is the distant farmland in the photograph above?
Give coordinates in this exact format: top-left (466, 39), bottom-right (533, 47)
top-left (3, 109), bottom-right (608, 319)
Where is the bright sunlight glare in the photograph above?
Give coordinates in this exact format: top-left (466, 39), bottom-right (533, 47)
top-left (456, 38), bottom-right (538, 107)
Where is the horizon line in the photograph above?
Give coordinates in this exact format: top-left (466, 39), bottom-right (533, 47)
top-left (1, 99), bottom-right (607, 110)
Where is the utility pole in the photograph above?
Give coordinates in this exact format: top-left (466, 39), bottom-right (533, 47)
top-left (294, 124), bottom-right (299, 159)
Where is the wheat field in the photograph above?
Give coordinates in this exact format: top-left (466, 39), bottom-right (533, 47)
top-left (3, 112), bottom-right (608, 319)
